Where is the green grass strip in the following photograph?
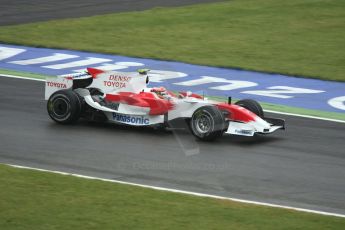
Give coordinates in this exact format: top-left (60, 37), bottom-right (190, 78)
top-left (0, 164), bottom-right (344, 230)
top-left (0, 0), bottom-right (344, 81)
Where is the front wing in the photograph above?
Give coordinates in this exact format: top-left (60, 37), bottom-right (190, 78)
top-left (225, 117), bottom-right (285, 136)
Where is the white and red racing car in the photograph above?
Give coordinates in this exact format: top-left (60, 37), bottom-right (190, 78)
top-left (45, 68), bottom-right (285, 141)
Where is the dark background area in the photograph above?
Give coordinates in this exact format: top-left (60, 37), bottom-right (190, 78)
top-left (0, 0), bottom-right (224, 25)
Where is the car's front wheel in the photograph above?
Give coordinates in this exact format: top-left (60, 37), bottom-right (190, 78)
top-left (235, 99), bottom-right (264, 117)
top-left (190, 106), bottom-right (225, 141)
top-left (47, 89), bottom-right (82, 124)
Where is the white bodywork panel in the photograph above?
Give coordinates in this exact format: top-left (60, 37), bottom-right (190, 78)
top-left (168, 98), bottom-right (212, 120)
top-left (226, 117), bottom-right (283, 136)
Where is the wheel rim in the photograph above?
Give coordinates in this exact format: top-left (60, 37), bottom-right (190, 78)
top-left (52, 97), bottom-right (69, 117)
top-left (194, 114), bottom-right (212, 134)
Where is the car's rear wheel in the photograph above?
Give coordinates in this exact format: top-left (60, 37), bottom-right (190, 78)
top-left (235, 99), bottom-right (264, 117)
top-left (47, 89), bottom-right (82, 124)
top-left (190, 106), bottom-right (225, 141)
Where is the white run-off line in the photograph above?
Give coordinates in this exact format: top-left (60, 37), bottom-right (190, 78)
top-left (7, 164), bottom-right (345, 218)
top-left (1, 73), bottom-right (345, 124)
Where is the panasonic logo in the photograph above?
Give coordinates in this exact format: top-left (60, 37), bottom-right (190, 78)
top-left (112, 113), bottom-right (149, 125)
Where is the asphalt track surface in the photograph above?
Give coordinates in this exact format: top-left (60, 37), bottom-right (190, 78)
top-left (0, 76), bottom-right (345, 214)
top-left (0, 0), bottom-right (224, 26)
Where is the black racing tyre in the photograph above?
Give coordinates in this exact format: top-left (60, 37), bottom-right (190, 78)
top-left (190, 106), bottom-right (225, 141)
top-left (235, 99), bottom-right (264, 117)
top-left (47, 89), bottom-right (82, 124)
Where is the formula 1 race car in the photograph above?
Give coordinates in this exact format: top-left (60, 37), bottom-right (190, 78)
top-left (45, 68), bottom-right (285, 141)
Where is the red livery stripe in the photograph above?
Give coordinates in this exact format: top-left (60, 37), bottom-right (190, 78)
top-left (105, 92), bottom-right (174, 115)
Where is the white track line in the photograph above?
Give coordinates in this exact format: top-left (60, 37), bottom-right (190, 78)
top-left (1, 73), bottom-right (344, 123)
top-left (264, 109), bottom-right (345, 123)
top-left (7, 163), bottom-right (345, 218)
top-left (0, 73), bottom-right (45, 82)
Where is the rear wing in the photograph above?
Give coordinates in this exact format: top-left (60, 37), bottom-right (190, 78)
top-left (45, 68), bottom-right (148, 100)
top-left (45, 75), bottom-right (73, 100)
